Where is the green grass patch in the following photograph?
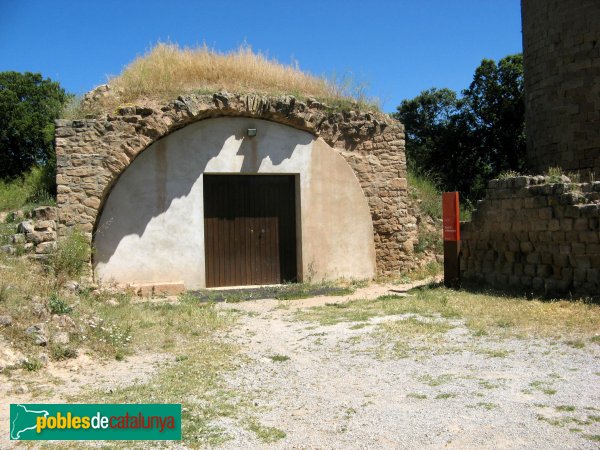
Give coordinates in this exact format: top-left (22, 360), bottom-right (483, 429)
top-left (0, 166), bottom-right (55, 212)
top-left (556, 405), bottom-right (576, 412)
top-left (269, 354), bottom-right (290, 362)
top-left (418, 373), bottom-right (454, 387)
top-left (407, 392), bottom-right (427, 399)
top-left (245, 419), bottom-right (286, 443)
top-left (435, 393), bottom-right (456, 399)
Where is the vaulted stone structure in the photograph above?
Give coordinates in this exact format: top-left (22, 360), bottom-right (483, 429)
top-left (55, 92), bottom-right (414, 289)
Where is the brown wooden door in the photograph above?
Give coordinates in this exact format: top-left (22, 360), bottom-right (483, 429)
top-left (204, 175), bottom-right (297, 287)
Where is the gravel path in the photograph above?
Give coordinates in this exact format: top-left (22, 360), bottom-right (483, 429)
top-left (215, 283), bottom-right (600, 449)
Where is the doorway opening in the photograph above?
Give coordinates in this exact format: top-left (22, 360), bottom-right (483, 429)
top-left (203, 174), bottom-right (298, 287)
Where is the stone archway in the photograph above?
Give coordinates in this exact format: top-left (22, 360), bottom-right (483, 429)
top-left (55, 92), bottom-right (415, 280)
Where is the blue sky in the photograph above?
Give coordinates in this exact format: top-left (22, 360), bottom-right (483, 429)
top-left (0, 0), bottom-right (522, 112)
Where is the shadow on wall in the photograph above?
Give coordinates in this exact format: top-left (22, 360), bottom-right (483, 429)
top-left (93, 118), bottom-right (313, 273)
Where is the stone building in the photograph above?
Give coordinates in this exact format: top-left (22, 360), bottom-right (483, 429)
top-left (459, 1), bottom-right (600, 298)
top-left (522, 0), bottom-right (600, 178)
top-left (55, 92), bottom-right (414, 290)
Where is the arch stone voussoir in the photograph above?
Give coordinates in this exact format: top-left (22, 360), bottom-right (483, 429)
top-left (55, 91), bottom-right (415, 277)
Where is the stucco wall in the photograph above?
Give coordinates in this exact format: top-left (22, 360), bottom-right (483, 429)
top-left (93, 118), bottom-right (376, 288)
top-left (55, 92), bottom-right (415, 279)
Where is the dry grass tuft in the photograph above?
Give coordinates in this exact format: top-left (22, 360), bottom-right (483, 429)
top-left (95, 42), bottom-right (375, 111)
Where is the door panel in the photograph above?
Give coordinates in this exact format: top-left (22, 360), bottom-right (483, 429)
top-left (204, 175), bottom-right (297, 287)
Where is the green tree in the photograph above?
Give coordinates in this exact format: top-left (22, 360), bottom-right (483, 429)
top-left (462, 54), bottom-right (525, 174)
top-left (394, 54), bottom-right (525, 201)
top-left (0, 72), bottom-right (69, 183)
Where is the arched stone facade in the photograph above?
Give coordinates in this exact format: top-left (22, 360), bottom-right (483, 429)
top-left (55, 92), bottom-right (415, 285)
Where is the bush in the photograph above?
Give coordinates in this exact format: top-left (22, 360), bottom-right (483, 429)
top-left (51, 230), bottom-right (90, 283)
top-left (50, 344), bottom-right (78, 361)
top-left (48, 292), bottom-right (73, 315)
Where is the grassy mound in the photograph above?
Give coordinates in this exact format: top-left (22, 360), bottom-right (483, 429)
top-left (68, 42), bottom-right (377, 116)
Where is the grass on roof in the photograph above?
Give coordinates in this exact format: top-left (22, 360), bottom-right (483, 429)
top-left (69, 42), bottom-right (378, 116)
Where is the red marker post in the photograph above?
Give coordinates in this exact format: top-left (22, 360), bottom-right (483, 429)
top-left (442, 192), bottom-right (460, 289)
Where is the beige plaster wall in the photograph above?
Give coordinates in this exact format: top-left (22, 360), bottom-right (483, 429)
top-left (93, 117), bottom-right (375, 288)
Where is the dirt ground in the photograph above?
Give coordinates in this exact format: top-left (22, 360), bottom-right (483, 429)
top-left (2, 280), bottom-right (599, 449)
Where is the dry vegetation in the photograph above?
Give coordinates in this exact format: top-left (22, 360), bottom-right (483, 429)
top-left (69, 42), bottom-right (377, 115)
top-left (295, 285), bottom-right (600, 340)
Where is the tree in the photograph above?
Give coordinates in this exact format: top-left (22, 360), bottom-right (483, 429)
top-left (394, 54), bottom-right (525, 201)
top-left (0, 72), bottom-right (69, 181)
top-left (462, 54), bottom-right (525, 174)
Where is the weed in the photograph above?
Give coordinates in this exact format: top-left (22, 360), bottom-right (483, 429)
top-left (435, 393), bottom-right (456, 399)
top-left (497, 170), bottom-right (521, 179)
top-left (479, 380), bottom-right (501, 390)
top-left (48, 292), bottom-right (73, 315)
top-left (0, 282), bottom-right (9, 302)
top-left (565, 340), bottom-right (585, 349)
top-left (51, 230), bottom-right (90, 284)
top-left (546, 166), bottom-right (565, 184)
top-left (377, 317), bottom-right (454, 340)
top-left (477, 402), bottom-right (498, 410)
top-left (556, 405), bottom-right (576, 412)
top-left (585, 435), bottom-right (600, 442)
top-left (269, 354), bottom-right (290, 363)
top-left (418, 374), bottom-right (454, 387)
top-left (22, 358), bottom-right (43, 371)
top-left (530, 380), bottom-right (557, 395)
top-left (478, 348), bottom-right (511, 358)
top-left (415, 227), bottom-right (442, 254)
top-left (50, 344), bottom-right (78, 361)
top-left (591, 335), bottom-right (600, 344)
top-left (246, 419), bottom-right (286, 443)
top-left (407, 392), bottom-right (427, 399)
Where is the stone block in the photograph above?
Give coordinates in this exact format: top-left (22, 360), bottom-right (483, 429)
top-left (36, 241), bottom-right (57, 254)
top-left (32, 206), bottom-right (57, 221)
top-left (34, 220), bottom-right (56, 230)
top-left (27, 231), bottom-right (57, 245)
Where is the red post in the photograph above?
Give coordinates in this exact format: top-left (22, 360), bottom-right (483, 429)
top-left (442, 192), bottom-right (460, 288)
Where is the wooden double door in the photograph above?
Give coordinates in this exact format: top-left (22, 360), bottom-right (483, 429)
top-left (203, 175), bottom-right (297, 287)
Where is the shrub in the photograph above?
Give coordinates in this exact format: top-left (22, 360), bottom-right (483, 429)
top-left (51, 230), bottom-right (90, 282)
top-left (48, 292), bottom-right (73, 315)
top-left (50, 344), bottom-right (78, 361)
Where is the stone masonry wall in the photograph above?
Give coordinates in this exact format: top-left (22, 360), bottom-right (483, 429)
top-left (521, 0), bottom-right (600, 178)
top-left (0, 206), bottom-right (58, 260)
top-left (55, 91), bottom-right (416, 277)
top-left (461, 176), bottom-right (600, 298)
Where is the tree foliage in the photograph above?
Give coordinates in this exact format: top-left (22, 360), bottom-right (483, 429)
top-left (0, 72), bottom-right (69, 182)
top-left (394, 54), bottom-right (525, 201)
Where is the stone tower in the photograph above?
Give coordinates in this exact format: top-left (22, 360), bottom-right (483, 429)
top-left (521, 0), bottom-right (600, 179)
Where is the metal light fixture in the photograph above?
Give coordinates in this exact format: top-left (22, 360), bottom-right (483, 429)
top-left (247, 128), bottom-right (257, 137)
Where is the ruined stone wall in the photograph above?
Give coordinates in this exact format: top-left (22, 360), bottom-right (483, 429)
top-left (522, 0), bottom-right (600, 178)
top-left (55, 92), bottom-right (415, 277)
top-left (460, 176), bottom-right (600, 298)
